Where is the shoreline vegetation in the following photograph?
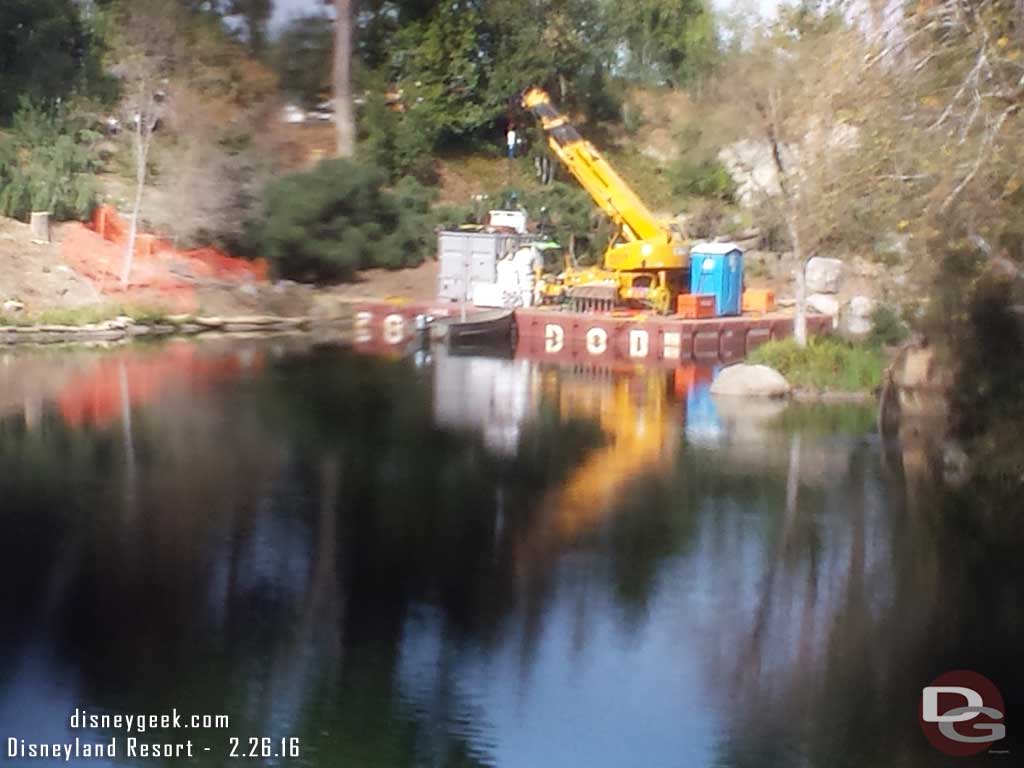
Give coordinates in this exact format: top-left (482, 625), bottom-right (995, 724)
top-left (747, 337), bottom-right (886, 399)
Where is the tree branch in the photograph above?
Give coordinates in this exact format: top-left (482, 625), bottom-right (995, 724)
top-left (940, 103), bottom-right (1019, 213)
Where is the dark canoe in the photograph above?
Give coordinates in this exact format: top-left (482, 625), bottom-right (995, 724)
top-left (429, 309), bottom-right (516, 347)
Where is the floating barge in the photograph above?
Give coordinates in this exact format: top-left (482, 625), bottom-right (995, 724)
top-left (428, 308), bottom-right (515, 346)
top-left (353, 301), bottom-right (831, 367)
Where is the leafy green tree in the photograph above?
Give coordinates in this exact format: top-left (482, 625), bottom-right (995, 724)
top-left (0, 0), bottom-right (98, 120)
top-left (0, 100), bottom-right (101, 221)
top-left (273, 13), bottom-right (334, 107)
top-left (227, 0), bottom-right (273, 56)
top-left (390, 0), bottom-right (494, 143)
top-left (610, 0), bottom-right (718, 86)
top-left (485, 0), bottom-right (615, 118)
top-left (259, 159), bottom-right (435, 281)
top-left (530, 182), bottom-right (608, 258)
top-left (358, 80), bottom-right (437, 182)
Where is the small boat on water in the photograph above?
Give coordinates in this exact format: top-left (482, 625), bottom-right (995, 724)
top-left (428, 309), bottom-right (516, 347)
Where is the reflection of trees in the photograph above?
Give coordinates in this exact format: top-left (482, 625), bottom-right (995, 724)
top-left (0, 344), bottom-right (627, 766)
top-left (694, 404), bottom-right (1024, 766)
top-left (4, 343), bottom-right (1019, 766)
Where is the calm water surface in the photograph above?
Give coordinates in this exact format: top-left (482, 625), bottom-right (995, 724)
top-left (0, 339), bottom-right (1020, 767)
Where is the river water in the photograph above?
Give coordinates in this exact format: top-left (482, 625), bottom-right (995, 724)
top-left (0, 339), bottom-right (1019, 767)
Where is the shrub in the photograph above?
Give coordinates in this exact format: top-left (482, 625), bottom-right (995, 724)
top-left (684, 198), bottom-right (729, 239)
top-left (748, 336), bottom-right (884, 392)
top-left (0, 99), bottom-right (101, 221)
top-left (669, 157), bottom-right (736, 201)
top-left (867, 303), bottom-right (910, 347)
top-left (259, 158), bottom-right (436, 282)
top-left (669, 124), bottom-right (736, 202)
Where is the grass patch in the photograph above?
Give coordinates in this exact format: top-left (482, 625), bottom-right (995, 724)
top-left (0, 303), bottom-right (173, 327)
top-left (748, 336), bottom-right (885, 393)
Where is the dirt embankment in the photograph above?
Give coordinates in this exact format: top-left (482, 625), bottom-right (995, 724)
top-left (0, 218), bottom-right (101, 311)
top-left (1, 212), bottom-right (441, 324)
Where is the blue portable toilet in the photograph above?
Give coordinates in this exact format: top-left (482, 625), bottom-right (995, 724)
top-left (689, 242), bottom-right (744, 316)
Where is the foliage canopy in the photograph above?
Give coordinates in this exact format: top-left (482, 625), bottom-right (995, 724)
top-left (0, 100), bottom-right (101, 222)
top-left (259, 159), bottom-right (436, 281)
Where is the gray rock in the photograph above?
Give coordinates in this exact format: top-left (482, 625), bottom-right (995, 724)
top-left (710, 363), bottom-right (792, 398)
top-left (843, 295), bottom-right (876, 336)
top-left (805, 257), bottom-right (844, 293)
top-left (2, 300), bottom-right (25, 313)
top-left (848, 295), bottom-right (876, 318)
top-left (807, 293), bottom-right (840, 316)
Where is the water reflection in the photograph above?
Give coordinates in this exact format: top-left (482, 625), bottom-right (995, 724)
top-left (0, 340), bottom-right (1019, 767)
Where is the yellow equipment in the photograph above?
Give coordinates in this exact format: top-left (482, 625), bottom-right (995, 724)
top-left (522, 87), bottom-right (688, 314)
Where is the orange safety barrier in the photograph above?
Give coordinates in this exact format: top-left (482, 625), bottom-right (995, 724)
top-left (742, 288), bottom-right (776, 314)
top-left (60, 205), bottom-right (268, 311)
top-left (676, 293), bottom-right (717, 319)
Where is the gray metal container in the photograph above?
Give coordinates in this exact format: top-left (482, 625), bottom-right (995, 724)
top-left (437, 230), bottom-right (534, 301)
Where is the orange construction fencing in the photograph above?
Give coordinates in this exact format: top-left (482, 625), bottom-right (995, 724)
top-left (60, 205), bottom-right (269, 311)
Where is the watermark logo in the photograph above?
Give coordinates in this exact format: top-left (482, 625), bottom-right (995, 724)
top-left (920, 670), bottom-right (1006, 756)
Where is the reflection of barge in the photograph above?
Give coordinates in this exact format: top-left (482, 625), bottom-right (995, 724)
top-left (353, 300), bottom-right (831, 366)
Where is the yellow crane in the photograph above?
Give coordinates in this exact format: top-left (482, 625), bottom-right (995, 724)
top-left (522, 87), bottom-right (689, 314)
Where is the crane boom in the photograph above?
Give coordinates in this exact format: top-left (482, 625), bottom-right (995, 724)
top-left (522, 88), bottom-right (672, 247)
top-left (521, 87), bottom-right (687, 312)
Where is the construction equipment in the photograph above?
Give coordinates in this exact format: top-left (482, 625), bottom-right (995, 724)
top-left (522, 87), bottom-right (689, 313)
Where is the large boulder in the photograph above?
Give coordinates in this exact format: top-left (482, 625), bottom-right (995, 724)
top-left (844, 295), bottom-right (876, 336)
top-left (711, 363), bottom-right (791, 398)
top-left (805, 257), bottom-right (844, 293)
top-left (807, 293), bottom-right (840, 317)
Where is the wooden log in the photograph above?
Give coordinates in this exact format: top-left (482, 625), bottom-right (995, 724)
top-left (30, 212), bottom-right (51, 243)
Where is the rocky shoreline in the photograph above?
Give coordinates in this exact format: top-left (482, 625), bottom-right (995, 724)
top-left (0, 314), bottom-right (353, 346)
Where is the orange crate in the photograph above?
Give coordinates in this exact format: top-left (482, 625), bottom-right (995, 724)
top-left (742, 288), bottom-right (776, 314)
top-left (676, 293), bottom-right (717, 319)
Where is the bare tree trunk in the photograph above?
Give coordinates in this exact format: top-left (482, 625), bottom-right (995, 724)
top-left (333, 0), bottom-right (355, 158)
top-left (123, 119), bottom-right (152, 288)
top-left (758, 93), bottom-right (808, 347)
top-left (787, 213), bottom-right (808, 347)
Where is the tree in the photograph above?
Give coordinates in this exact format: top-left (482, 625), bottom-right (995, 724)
top-left (715, 11), bottom-right (895, 345)
top-left (260, 159), bottom-right (435, 281)
top-left (228, 0), bottom-right (273, 57)
top-left (0, 0), bottom-right (96, 121)
top-left (109, 0), bottom-right (179, 286)
top-left (273, 13), bottom-right (334, 108)
top-left (611, 0), bottom-right (719, 86)
top-left (333, 0), bottom-right (355, 157)
top-left (485, 0), bottom-right (613, 112)
top-left (390, 0), bottom-right (493, 142)
top-left (0, 100), bottom-right (101, 222)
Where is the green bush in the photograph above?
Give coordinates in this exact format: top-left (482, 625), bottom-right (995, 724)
top-left (259, 158), bottom-right (436, 282)
top-left (748, 336), bottom-right (884, 393)
top-left (669, 125), bottom-right (736, 202)
top-left (670, 157), bottom-right (736, 201)
top-left (0, 99), bottom-right (100, 221)
top-left (868, 303), bottom-right (910, 347)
